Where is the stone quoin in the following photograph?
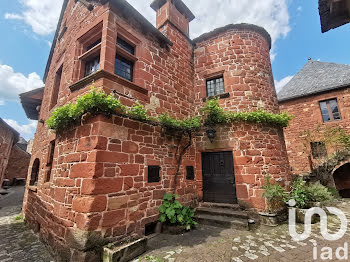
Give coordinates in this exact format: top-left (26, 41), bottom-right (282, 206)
top-left (20, 0), bottom-right (291, 261)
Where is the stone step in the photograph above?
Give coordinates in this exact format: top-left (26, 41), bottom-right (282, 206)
top-left (195, 213), bottom-right (248, 230)
top-left (196, 207), bottom-right (248, 219)
top-left (199, 202), bottom-right (242, 211)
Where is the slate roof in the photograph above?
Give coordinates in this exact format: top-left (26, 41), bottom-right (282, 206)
top-left (277, 60), bottom-right (350, 102)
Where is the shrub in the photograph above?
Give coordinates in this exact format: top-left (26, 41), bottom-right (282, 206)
top-left (327, 187), bottom-right (341, 199)
top-left (290, 177), bottom-right (335, 208)
top-left (262, 175), bottom-right (288, 213)
top-left (158, 193), bottom-right (197, 230)
top-left (306, 182), bottom-right (334, 203)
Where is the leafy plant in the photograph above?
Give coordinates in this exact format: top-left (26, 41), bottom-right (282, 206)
top-left (290, 176), bottom-right (309, 208)
top-left (158, 193), bottom-right (197, 230)
top-left (262, 175), bottom-right (288, 213)
top-left (128, 102), bottom-right (149, 121)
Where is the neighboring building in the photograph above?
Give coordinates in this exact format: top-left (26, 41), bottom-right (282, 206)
top-left (319, 0), bottom-right (350, 32)
top-left (4, 138), bottom-right (31, 186)
top-left (279, 60), bottom-right (350, 175)
top-left (20, 0), bottom-right (290, 260)
top-left (0, 118), bottom-right (19, 187)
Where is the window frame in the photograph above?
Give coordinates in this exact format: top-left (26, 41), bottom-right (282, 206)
top-left (50, 65), bottom-right (63, 110)
top-left (319, 98), bottom-right (341, 122)
top-left (206, 76), bottom-right (225, 97)
top-left (84, 55), bottom-right (100, 77)
top-left (46, 140), bottom-right (56, 182)
top-left (147, 166), bottom-right (161, 183)
top-left (186, 166), bottom-right (195, 180)
top-left (310, 141), bottom-right (327, 159)
top-left (115, 36), bottom-right (137, 82)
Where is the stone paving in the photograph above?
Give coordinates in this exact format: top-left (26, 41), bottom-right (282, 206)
top-left (0, 187), bottom-right (53, 262)
top-left (1, 187), bottom-right (350, 262)
top-left (139, 200), bottom-right (350, 262)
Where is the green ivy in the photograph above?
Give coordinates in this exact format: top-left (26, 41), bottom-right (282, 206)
top-left (158, 193), bottom-right (197, 230)
top-left (47, 88), bottom-right (292, 132)
top-left (202, 98), bottom-right (292, 128)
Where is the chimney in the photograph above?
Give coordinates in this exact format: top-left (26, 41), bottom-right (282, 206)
top-left (151, 0), bottom-right (195, 37)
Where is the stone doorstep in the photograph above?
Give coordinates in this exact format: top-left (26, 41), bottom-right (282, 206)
top-left (195, 202), bottom-right (249, 230)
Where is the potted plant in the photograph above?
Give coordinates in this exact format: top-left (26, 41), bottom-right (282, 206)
top-left (260, 175), bottom-right (288, 226)
top-left (158, 193), bottom-right (197, 234)
top-left (289, 177), bottom-right (334, 224)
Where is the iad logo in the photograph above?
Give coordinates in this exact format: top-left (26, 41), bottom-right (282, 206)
top-left (288, 199), bottom-right (349, 260)
top-left (288, 199), bottom-right (347, 241)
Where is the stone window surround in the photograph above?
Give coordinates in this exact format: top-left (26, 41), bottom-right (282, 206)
top-left (70, 15), bottom-right (148, 97)
top-left (201, 69), bottom-right (230, 101)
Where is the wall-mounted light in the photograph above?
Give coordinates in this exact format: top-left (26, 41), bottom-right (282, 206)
top-left (206, 128), bottom-right (216, 143)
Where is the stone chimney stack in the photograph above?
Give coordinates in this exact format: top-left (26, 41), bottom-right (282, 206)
top-left (150, 0), bottom-right (195, 37)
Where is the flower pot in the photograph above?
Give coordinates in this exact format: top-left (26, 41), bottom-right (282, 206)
top-left (103, 238), bottom-right (147, 262)
top-left (295, 208), bottom-right (320, 224)
top-left (259, 210), bottom-right (287, 227)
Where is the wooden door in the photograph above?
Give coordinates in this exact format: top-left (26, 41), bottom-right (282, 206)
top-left (202, 151), bottom-right (237, 204)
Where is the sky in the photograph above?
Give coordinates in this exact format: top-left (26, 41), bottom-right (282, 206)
top-left (0, 0), bottom-right (350, 141)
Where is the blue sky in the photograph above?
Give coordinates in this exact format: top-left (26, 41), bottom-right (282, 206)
top-left (0, 0), bottom-right (349, 140)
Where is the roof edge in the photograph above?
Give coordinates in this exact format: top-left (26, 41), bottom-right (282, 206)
top-left (278, 83), bottom-right (350, 103)
top-left (192, 23), bottom-right (272, 50)
top-left (0, 118), bottom-right (20, 144)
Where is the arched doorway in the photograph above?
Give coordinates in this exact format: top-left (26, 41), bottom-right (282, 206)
top-left (30, 158), bottom-right (40, 186)
top-left (333, 162), bottom-right (350, 198)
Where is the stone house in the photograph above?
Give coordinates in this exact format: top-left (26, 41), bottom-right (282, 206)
top-left (4, 137), bottom-right (31, 186)
top-left (319, 0), bottom-right (350, 32)
top-left (0, 118), bottom-right (19, 188)
top-left (20, 0), bottom-right (290, 260)
top-left (278, 59), bottom-right (350, 195)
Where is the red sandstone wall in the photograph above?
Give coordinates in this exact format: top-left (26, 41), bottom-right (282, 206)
top-left (194, 28), bottom-right (278, 113)
top-left (0, 122), bottom-right (16, 187)
top-left (24, 115), bottom-right (197, 260)
top-left (4, 145), bottom-right (31, 185)
top-left (280, 88), bottom-right (350, 174)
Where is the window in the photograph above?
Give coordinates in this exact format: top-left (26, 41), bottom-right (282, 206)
top-left (206, 76), bottom-right (225, 97)
top-left (148, 166), bottom-right (160, 183)
top-left (87, 39), bottom-right (101, 51)
top-left (311, 142), bottom-right (327, 159)
top-left (30, 158), bottom-right (40, 186)
top-left (85, 56), bottom-right (100, 77)
top-left (117, 37), bottom-right (135, 55)
top-left (46, 140), bottom-right (56, 182)
top-left (115, 37), bottom-right (135, 82)
top-left (186, 166), bottom-right (195, 180)
top-left (50, 66), bottom-right (63, 109)
top-left (319, 99), bottom-right (341, 122)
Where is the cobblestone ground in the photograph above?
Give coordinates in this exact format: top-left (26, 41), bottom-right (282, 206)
top-left (0, 187), bottom-right (53, 262)
top-left (140, 200), bottom-right (350, 262)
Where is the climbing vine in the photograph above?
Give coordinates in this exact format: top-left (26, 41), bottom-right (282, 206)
top-left (47, 88), bottom-right (292, 194)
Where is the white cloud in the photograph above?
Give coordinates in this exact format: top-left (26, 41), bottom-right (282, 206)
top-left (127, 0), bottom-right (290, 53)
top-left (5, 0), bottom-right (63, 35)
top-left (0, 100), bottom-right (4, 106)
top-left (0, 64), bottom-right (44, 103)
top-left (275, 75), bottom-right (294, 93)
top-left (4, 119), bottom-right (37, 140)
